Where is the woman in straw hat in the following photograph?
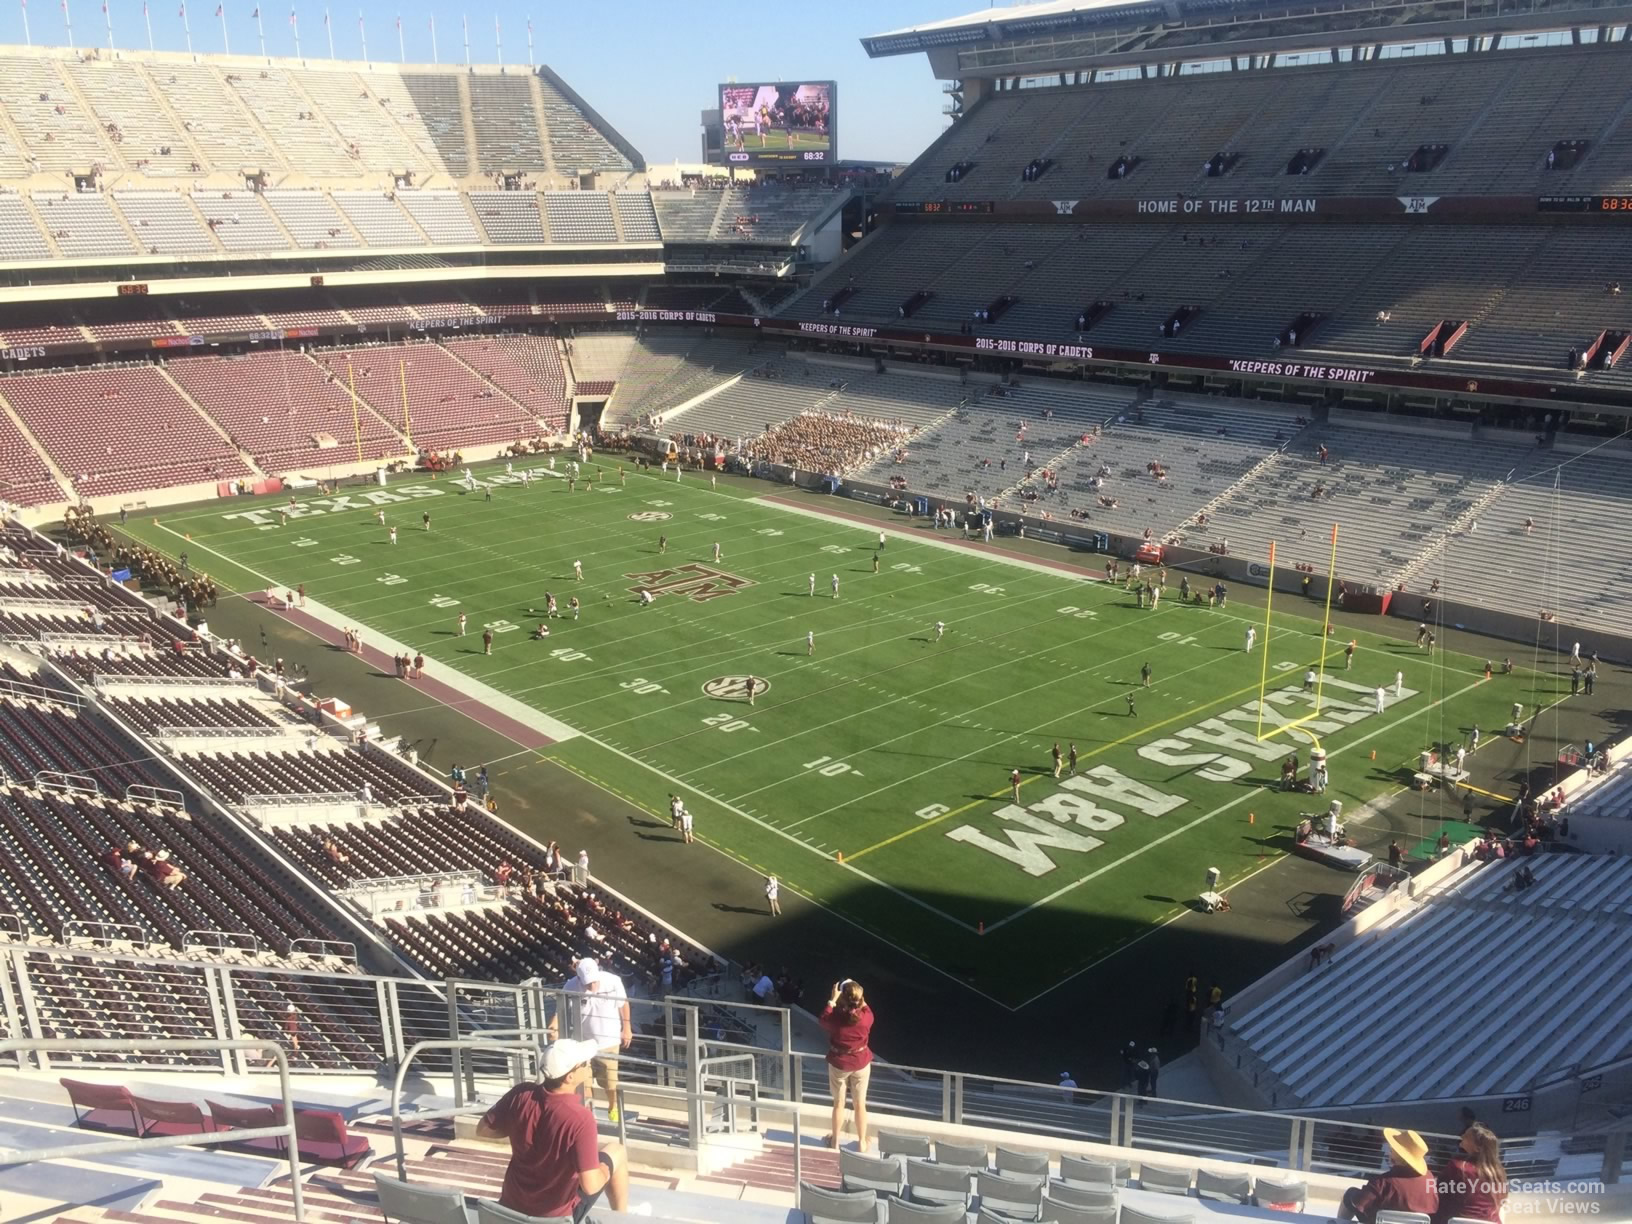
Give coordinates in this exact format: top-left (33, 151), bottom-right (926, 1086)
top-left (1338, 1128), bottom-right (1439, 1222)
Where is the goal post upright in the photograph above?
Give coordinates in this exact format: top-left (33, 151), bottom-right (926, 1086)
top-left (1311, 521), bottom-right (1340, 716)
top-left (1255, 540), bottom-right (1277, 740)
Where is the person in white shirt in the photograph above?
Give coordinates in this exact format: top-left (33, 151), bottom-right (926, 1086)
top-left (831, 574), bottom-right (840, 599)
top-left (680, 805), bottom-right (694, 844)
top-left (935, 621), bottom-right (945, 642)
top-left (557, 957), bottom-right (632, 1122)
top-left (808, 573), bottom-right (816, 597)
top-left (765, 875), bottom-right (780, 916)
top-left (1375, 685), bottom-right (1386, 714)
top-left (1394, 670), bottom-right (1404, 697)
top-left (1244, 627), bottom-right (1256, 652)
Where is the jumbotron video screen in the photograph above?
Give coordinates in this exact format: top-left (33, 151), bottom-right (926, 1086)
top-left (718, 81), bottom-right (836, 166)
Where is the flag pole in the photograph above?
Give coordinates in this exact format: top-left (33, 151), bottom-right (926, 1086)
top-left (143, 0), bottom-right (154, 49)
top-left (323, 6), bottom-right (333, 57)
top-left (357, 10), bottom-right (366, 60)
top-left (398, 361), bottom-right (413, 450)
top-left (61, 0), bottom-right (74, 48)
top-left (254, 5), bottom-right (264, 55)
top-left (290, 7), bottom-right (300, 57)
top-left (103, 0), bottom-right (114, 50)
top-left (395, 13), bottom-right (403, 61)
top-left (493, 13), bottom-right (500, 64)
top-left (526, 17), bottom-right (533, 66)
top-left (217, 3), bottom-right (228, 52)
top-left (461, 13), bottom-right (469, 66)
top-left (180, 2), bottom-right (192, 54)
top-left (347, 360), bottom-right (363, 465)
top-left (429, 14), bottom-right (436, 63)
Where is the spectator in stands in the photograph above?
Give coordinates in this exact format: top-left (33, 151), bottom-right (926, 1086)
top-left (1338, 1129), bottom-right (1439, 1222)
top-left (477, 1037), bottom-right (639, 1220)
top-left (557, 956), bottom-right (632, 1123)
top-left (820, 979), bottom-right (874, 1151)
top-left (1434, 1122), bottom-right (1506, 1224)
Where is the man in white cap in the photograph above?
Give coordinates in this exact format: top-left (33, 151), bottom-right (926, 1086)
top-left (477, 1037), bottom-right (645, 1219)
top-left (554, 956), bottom-right (632, 1123)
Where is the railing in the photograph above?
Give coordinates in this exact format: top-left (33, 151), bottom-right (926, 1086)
top-left (92, 674), bottom-right (255, 688)
top-left (153, 724), bottom-right (289, 738)
top-left (35, 770), bottom-right (100, 796)
top-left (289, 936), bottom-right (357, 962)
top-left (38, 632), bottom-right (126, 648)
top-left (337, 870), bottom-right (487, 915)
top-left (0, 595), bottom-right (103, 613)
top-left (182, 928), bottom-right (259, 956)
top-left (241, 790), bottom-right (367, 808)
top-left (63, 919), bottom-right (149, 948)
top-left (784, 1051), bottom-right (1461, 1179)
top-left (0, 674), bottom-right (81, 707)
top-left (0, 1038), bottom-right (307, 1221)
top-left (126, 782), bottom-right (185, 807)
top-left (0, 911), bottom-right (23, 940)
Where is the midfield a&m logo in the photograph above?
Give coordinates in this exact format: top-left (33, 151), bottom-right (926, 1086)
top-left (625, 565), bottom-right (755, 604)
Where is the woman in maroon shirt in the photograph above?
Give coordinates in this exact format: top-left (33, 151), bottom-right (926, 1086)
top-left (1434, 1123), bottom-right (1507, 1224)
top-left (820, 980), bottom-right (873, 1150)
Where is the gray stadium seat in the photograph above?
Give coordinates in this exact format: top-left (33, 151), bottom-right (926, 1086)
top-left (1042, 1198), bottom-right (1120, 1224)
top-left (936, 1139), bottom-right (989, 1169)
top-left (1059, 1155), bottom-right (1124, 1186)
top-left (1374, 1214), bottom-right (1432, 1224)
top-left (1047, 1182), bottom-right (1118, 1210)
top-left (1250, 1175), bottom-right (1307, 1211)
top-left (800, 1180), bottom-right (883, 1223)
top-left (841, 1149), bottom-right (905, 1195)
top-left (904, 1158), bottom-right (975, 1208)
top-left (374, 1173), bottom-right (474, 1224)
top-left (885, 1195), bottom-right (969, 1223)
top-left (1118, 1205), bottom-right (1195, 1224)
top-left (879, 1130), bottom-right (933, 1160)
top-left (474, 1199), bottom-right (569, 1224)
top-left (978, 1168), bottom-right (1046, 1217)
top-left (1137, 1163), bottom-right (1193, 1195)
top-left (1194, 1167), bottom-right (1252, 1203)
top-left (996, 1146), bottom-right (1052, 1177)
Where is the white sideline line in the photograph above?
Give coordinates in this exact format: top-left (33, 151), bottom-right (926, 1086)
top-left (152, 524), bottom-right (581, 744)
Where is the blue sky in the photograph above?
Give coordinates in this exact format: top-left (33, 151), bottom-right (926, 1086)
top-left (7, 0), bottom-right (961, 164)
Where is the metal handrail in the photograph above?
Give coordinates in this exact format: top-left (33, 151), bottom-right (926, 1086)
top-left (0, 1037), bottom-right (305, 1221)
top-left (126, 782), bottom-right (185, 807)
top-left (35, 770), bottom-right (100, 795)
top-left (389, 1038), bottom-right (546, 1180)
top-left (182, 928), bottom-right (259, 956)
top-left (63, 919), bottom-right (149, 948)
top-left (290, 936), bottom-right (357, 962)
top-left (152, 725), bottom-right (288, 738)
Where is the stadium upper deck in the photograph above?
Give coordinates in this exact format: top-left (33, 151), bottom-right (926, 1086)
top-left (0, 47), bottom-right (846, 267)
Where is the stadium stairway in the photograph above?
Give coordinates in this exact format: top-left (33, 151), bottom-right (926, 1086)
top-left (0, 392), bottom-right (74, 505)
top-left (154, 366), bottom-right (269, 482)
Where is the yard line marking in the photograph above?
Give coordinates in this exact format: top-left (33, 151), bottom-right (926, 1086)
top-left (984, 673), bottom-right (1493, 938)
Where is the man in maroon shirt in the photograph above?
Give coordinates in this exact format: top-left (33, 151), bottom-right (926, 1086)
top-left (1339, 1129), bottom-right (1439, 1223)
top-left (476, 1038), bottom-right (644, 1221)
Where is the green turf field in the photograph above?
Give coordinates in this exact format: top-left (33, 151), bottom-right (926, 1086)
top-left (734, 128), bottom-right (826, 152)
top-left (123, 460), bottom-right (1555, 1007)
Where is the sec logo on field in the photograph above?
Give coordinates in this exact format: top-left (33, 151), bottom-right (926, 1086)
top-left (627, 511), bottom-right (673, 522)
top-left (703, 676), bottom-right (767, 701)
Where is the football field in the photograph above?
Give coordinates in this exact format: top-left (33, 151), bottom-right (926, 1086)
top-left (125, 460), bottom-right (1548, 1007)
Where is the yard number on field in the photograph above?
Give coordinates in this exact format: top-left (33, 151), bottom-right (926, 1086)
top-left (428, 594), bottom-right (460, 608)
top-left (377, 573), bottom-right (407, 586)
top-left (331, 554), bottom-right (360, 567)
top-left (702, 713), bottom-right (757, 733)
top-left (1157, 630), bottom-right (1199, 646)
top-left (620, 678), bottom-right (669, 695)
top-left (892, 562), bottom-right (923, 574)
top-left (1058, 605), bottom-right (1097, 619)
top-left (970, 582), bottom-right (1005, 596)
top-left (802, 755), bottom-right (863, 778)
top-left (551, 646), bottom-right (591, 662)
top-left (292, 537), bottom-right (319, 548)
